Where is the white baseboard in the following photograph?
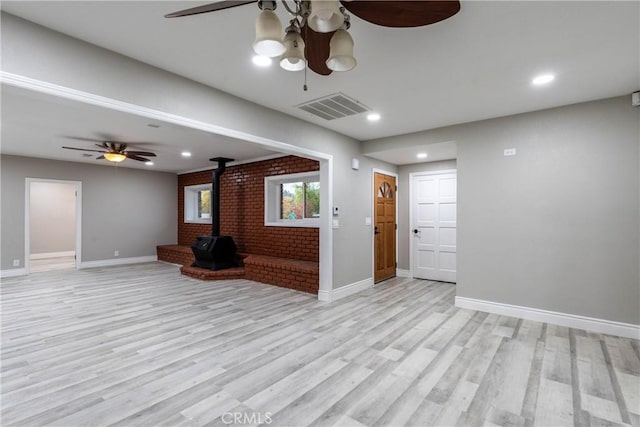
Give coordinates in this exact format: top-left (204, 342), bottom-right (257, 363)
top-left (396, 269), bottom-right (411, 278)
top-left (318, 277), bottom-right (374, 302)
top-left (455, 296), bottom-right (640, 340)
top-left (79, 255), bottom-right (158, 269)
top-left (317, 289), bottom-right (331, 302)
top-left (30, 251), bottom-right (75, 260)
top-left (1, 268), bottom-right (27, 279)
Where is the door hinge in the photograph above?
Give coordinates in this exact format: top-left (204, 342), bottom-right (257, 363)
top-left (395, 262), bottom-right (398, 268)
top-left (395, 224), bottom-right (397, 230)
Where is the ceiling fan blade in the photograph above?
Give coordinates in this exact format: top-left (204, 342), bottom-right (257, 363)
top-left (125, 151), bottom-right (157, 157)
top-left (340, 1), bottom-right (460, 28)
top-left (65, 136), bottom-right (105, 143)
top-left (96, 155), bottom-right (105, 160)
top-left (62, 146), bottom-right (107, 153)
top-left (126, 154), bottom-right (151, 162)
top-left (301, 24), bottom-right (333, 76)
top-left (165, 1), bottom-right (256, 18)
top-left (95, 143), bottom-right (109, 150)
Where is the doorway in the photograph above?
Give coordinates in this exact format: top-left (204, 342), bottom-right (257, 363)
top-left (373, 171), bottom-right (397, 283)
top-left (25, 178), bottom-right (82, 273)
top-left (410, 171), bottom-right (457, 282)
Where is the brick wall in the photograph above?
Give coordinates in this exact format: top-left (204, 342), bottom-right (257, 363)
top-left (178, 156), bottom-right (320, 262)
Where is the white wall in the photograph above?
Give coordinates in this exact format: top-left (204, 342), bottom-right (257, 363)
top-left (1, 155), bottom-right (177, 270)
top-left (29, 181), bottom-right (76, 254)
top-left (364, 96), bottom-right (639, 325)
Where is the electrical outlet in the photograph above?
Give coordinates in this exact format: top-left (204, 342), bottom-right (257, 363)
top-left (114, 250), bottom-right (119, 257)
top-left (12, 259), bottom-right (20, 267)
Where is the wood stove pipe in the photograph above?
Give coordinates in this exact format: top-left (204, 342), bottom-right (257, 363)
top-left (209, 157), bottom-right (234, 237)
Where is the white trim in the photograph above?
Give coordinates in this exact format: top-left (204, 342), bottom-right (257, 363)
top-left (25, 178), bottom-right (82, 275)
top-left (318, 159), bottom-right (333, 299)
top-left (455, 296), bottom-right (640, 340)
top-left (409, 169), bottom-right (457, 280)
top-left (318, 277), bottom-right (374, 302)
top-left (79, 255), bottom-right (158, 269)
top-left (1, 268), bottom-right (27, 279)
top-left (0, 72), bottom-right (331, 161)
top-left (371, 168), bottom-right (399, 283)
top-left (318, 289), bottom-right (332, 302)
top-left (1, 72), bottom-right (334, 303)
top-left (30, 251), bottom-right (76, 260)
top-left (396, 269), bottom-right (411, 278)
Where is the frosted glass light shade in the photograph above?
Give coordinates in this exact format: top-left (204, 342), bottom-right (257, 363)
top-left (104, 153), bottom-right (126, 162)
top-left (326, 29), bottom-right (356, 71)
top-left (308, 0), bottom-right (343, 33)
top-left (253, 10), bottom-right (285, 57)
top-left (280, 31), bottom-right (306, 71)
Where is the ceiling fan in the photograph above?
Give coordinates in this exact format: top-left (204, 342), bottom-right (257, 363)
top-left (165, 0), bottom-right (460, 77)
top-left (62, 138), bottom-right (157, 163)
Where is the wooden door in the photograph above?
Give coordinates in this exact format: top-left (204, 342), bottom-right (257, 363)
top-left (374, 172), bottom-right (397, 282)
top-left (411, 172), bottom-right (457, 282)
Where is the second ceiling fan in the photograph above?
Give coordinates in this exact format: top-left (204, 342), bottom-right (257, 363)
top-left (165, 0), bottom-right (460, 76)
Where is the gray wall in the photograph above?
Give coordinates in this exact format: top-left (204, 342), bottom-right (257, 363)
top-left (1, 13), bottom-right (396, 288)
top-left (1, 155), bottom-right (177, 270)
top-left (29, 181), bottom-right (77, 254)
top-left (364, 96), bottom-right (639, 325)
top-left (396, 160), bottom-right (457, 270)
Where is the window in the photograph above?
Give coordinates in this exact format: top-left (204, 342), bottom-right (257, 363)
top-left (265, 172), bottom-right (320, 227)
top-left (184, 184), bottom-right (212, 223)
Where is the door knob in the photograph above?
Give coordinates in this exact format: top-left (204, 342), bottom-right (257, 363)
top-left (413, 229), bottom-right (419, 234)
top-left (374, 226), bottom-right (380, 235)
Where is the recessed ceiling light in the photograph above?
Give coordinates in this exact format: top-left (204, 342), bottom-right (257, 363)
top-left (367, 113), bottom-right (381, 122)
top-left (417, 153), bottom-right (428, 159)
top-left (252, 55), bottom-right (272, 67)
top-left (532, 74), bottom-right (555, 85)
top-left (181, 151), bottom-right (191, 157)
top-left (145, 161), bottom-right (154, 166)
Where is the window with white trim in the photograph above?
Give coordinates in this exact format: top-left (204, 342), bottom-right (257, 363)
top-left (184, 184), bottom-right (212, 223)
top-left (265, 172), bottom-right (320, 227)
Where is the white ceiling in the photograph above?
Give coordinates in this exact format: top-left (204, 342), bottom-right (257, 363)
top-left (1, 1), bottom-right (638, 167)
top-left (0, 85), bottom-right (279, 173)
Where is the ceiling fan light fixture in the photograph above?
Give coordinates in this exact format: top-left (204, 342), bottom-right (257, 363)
top-left (326, 29), bottom-right (356, 72)
top-left (280, 26), bottom-right (306, 71)
top-left (308, 0), bottom-right (344, 33)
top-left (104, 152), bottom-right (127, 163)
top-left (253, 9), bottom-right (286, 57)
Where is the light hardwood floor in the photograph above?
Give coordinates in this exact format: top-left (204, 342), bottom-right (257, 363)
top-left (1, 262), bottom-right (638, 426)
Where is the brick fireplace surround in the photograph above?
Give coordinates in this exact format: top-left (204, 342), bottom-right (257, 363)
top-left (158, 155), bottom-right (320, 294)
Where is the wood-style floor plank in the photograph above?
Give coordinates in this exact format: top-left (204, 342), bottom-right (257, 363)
top-left (1, 263), bottom-right (638, 426)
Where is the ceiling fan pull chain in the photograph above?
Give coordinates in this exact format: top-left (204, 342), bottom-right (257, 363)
top-left (303, 60), bottom-right (308, 91)
top-left (303, 23), bottom-right (308, 91)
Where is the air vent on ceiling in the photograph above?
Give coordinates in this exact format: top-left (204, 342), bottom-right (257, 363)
top-left (296, 93), bottom-right (370, 120)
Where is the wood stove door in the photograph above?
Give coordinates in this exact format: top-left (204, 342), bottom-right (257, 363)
top-left (374, 172), bottom-right (397, 283)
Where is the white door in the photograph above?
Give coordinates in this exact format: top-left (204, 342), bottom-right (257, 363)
top-left (411, 172), bottom-right (457, 282)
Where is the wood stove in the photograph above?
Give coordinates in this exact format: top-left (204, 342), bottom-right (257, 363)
top-left (191, 157), bottom-right (238, 270)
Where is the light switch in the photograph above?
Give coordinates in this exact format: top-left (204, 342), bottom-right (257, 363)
top-left (365, 217), bottom-right (371, 225)
top-left (504, 148), bottom-right (517, 156)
